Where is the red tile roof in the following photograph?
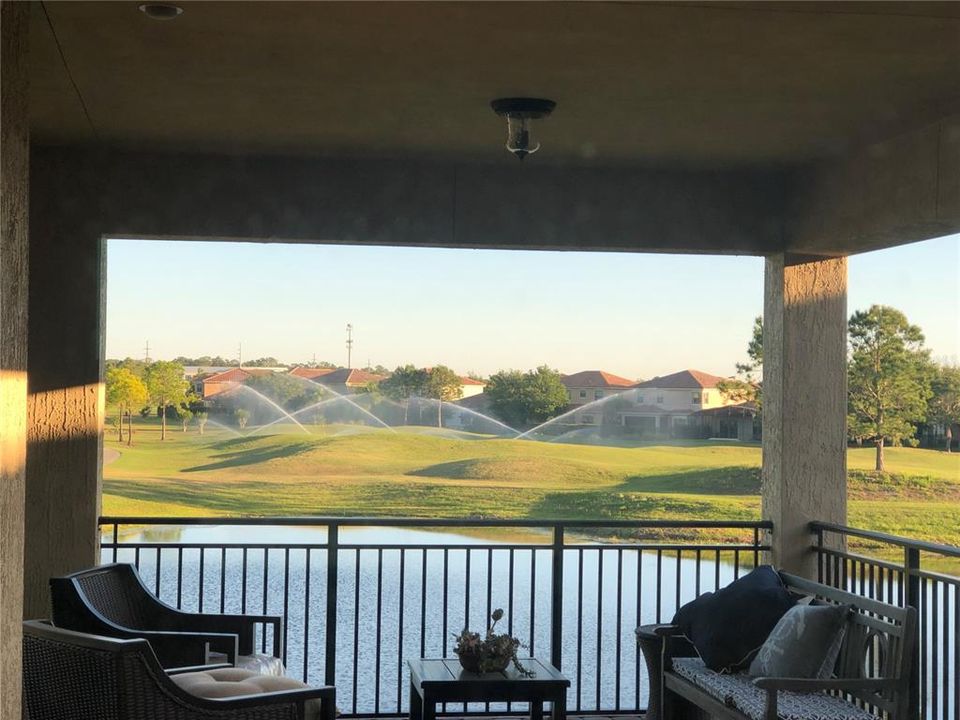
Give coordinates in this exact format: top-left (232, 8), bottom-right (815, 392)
top-left (203, 367), bottom-right (254, 383)
top-left (312, 368), bottom-right (386, 386)
top-left (634, 369), bottom-right (729, 389)
top-left (459, 376), bottom-right (486, 386)
top-left (289, 366), bottom-right (337, 379)
top-left (561, 370), bottom-right (636, 389)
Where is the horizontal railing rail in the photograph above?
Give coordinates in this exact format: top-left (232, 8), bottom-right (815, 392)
top-left (811, 522), bottom-right (959, 720)
top-left (99, 516), bottom-right (771, 716)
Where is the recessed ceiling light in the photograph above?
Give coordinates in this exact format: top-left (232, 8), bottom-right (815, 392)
top-left (138, 4), bottom-right (183, 20)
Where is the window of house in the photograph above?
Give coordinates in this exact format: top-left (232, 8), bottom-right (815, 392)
top-left (595, 390), bottom-right (604, 399)
top-left (656, 394), bottom-right (664, 404)
top-left (692, 393), bottom-right (701, 404)
top-left (582, 415), bottom-right (594, 424)
top-left (674, 416), bottom-right (687, 425)
top-left (579, 390), bottom-right (587, 399)
top-left (702, 392), bottom-right (709, 403)
top-left (637, 395), bottom-right (644, 404)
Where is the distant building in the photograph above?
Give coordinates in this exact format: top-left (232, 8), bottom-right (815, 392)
top-left (620, 369), bottom-right (756, 438)
top-left (288, 366), bottom-right (337, 381)
top-left (456, 376), bottom-right (486, 399)
top-left (308, 367), bottom-right (387, 394)
top-left (561, 370), bottom-right (637, 425)
top-left (194, 367), bottom-right (275, 399)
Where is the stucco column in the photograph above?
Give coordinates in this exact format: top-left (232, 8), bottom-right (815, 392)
top-left (762, 253), bottom-right (847, 577)
top-left (1, 2), bottom-right (29, 715)
top-left (23, 177), bottom-right (105, 619)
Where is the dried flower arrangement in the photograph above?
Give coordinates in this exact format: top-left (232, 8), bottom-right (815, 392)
top-left (452, 608), bottom-right (534, 677)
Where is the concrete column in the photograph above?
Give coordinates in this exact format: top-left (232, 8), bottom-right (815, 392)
top-left (1, 2), bottom-right (29, 715)
top-left (762, 253), bottom-right (847, 577)
top-left (23, 178), bottom-right (105, 619)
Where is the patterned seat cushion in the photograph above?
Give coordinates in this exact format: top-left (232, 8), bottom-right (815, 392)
top-left (172, 667), bottom-right (322, 719)
top-left (671, 658), bottom-right (876, 720)
top-left (208, 651), bottom-right (285, 676)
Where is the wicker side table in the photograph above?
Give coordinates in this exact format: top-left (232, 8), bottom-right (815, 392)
top-left (636, 624), bottom-right (670, 720)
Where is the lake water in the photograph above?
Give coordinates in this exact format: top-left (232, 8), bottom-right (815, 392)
top-left (102, 524), bottom-right (752, 714)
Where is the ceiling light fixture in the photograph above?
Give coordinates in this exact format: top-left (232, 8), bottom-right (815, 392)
top-left (491, 98), bottom-right (556, 161)
top-left (138, 4), bottom-right (183, 20)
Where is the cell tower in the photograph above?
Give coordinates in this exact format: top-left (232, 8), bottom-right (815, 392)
top-left (346, 324), bottom-right (354, 369)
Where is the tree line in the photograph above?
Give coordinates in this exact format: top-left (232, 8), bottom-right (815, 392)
top-left (720, 305), bottom-right (960, 470)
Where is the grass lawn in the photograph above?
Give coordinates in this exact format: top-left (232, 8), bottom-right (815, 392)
top-left (102, 419), bottom-right (960, 559)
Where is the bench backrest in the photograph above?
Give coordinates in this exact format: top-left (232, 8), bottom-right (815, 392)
top-left (779, 573), bottom-right (916, 720)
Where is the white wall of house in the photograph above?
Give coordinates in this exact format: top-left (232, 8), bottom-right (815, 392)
top-left (459, 383), bottom-right (485, 399)
top-left (566, 386), bottom-right (631, 406)
top-left (631, 386), bottom-right (727, 412)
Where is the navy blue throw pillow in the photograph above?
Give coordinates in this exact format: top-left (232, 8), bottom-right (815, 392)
top-left (672, 565), bottom-right (796, 672)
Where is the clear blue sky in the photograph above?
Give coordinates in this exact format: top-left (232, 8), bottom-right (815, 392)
top-left (106, 234), bottom-right (959, 380)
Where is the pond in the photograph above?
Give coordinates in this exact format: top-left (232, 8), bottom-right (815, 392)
top-left (102, 524), bottom-right (753, 715)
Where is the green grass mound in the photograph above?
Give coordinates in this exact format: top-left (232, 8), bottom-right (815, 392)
top-left (409, 456), bottom-right (613, 485)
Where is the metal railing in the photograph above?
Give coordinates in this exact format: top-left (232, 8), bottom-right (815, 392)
top-left (99, 516), bottom-right (770, 716)
top-left (812, 522), bottom-right (960, 720)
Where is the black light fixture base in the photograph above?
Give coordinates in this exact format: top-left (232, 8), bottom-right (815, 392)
top-left (491, 98), bottom-right (556, 119)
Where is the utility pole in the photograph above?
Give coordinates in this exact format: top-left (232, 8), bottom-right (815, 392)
top-left (345, 324), bottom-right (354, 369)
top-left (238, 342), bottom-right (243, 368)
top-left (144, 340), bottom-right (151, 364)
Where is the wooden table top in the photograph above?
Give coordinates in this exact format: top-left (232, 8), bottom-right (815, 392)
top-left (409, 658), bottom-right (569, 688)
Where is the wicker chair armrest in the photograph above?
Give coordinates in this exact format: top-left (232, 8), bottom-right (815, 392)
top-left (169, 612), bottom-right (282, 657)
top-left (166, 662), bottom-right (232, 675)
top-left (133, 629), bottom-right (239, 668)
top-left (753, 677), bottom-right (892, 692)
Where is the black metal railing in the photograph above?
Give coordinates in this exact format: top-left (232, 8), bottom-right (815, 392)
top-left (99, 516), bottom-right (770, 716)
top-left (812, 522), bottom-right (959, 720)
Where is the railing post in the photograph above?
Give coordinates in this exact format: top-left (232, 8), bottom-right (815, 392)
top-left (904, 547), bottom-right (921, 720)
top-left (550, 524), bottom-right (564, 671)
top-left (325, 523), bottom-right (339, 687)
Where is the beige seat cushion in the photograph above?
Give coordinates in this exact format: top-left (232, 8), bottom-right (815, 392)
top-left (172, 668), bottom-right (322, 718)
top-left (208, 651), bottom-right (285, 676)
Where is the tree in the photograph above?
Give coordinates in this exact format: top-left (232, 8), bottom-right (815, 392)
top-left (105, 367), bottom-right (148, 445)
top-left (246, 373), bottom-right (323, 412)
top-left (144, 361), bottom-right (189, 441)
top-left (486, 366), bottom-right (569, 428)
top-left (179, 407), bottom-right (193, 432)
top-left (927, 363), bottom-right (960, 452)
top-left (380, 365), bottom-right (430, 424)
top-left (718, 315), bottom-right (762, 407)
top-left (235, 408), bottom-right (250, 429)
top-left (848, 305), bottom-right (931, 471)
top-left (425, 365), bottom-right (463, 426)
top-left (196, 410), bottom-right (209, 435)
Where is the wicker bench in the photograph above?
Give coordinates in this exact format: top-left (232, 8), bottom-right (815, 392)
top-left (656, 573), bottom-right (916, 720)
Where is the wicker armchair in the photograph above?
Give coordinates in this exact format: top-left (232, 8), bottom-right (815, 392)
top-left (50, 563), bottom-right (283, 673)
top-left (23, 620), bottom-right (335, 720)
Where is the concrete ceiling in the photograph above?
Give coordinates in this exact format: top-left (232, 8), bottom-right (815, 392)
top-left (30, 1), bottom-right (960, 167)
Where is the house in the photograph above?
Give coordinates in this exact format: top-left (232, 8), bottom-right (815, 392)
top-left (561, 370), bottom-right (636, 424)
top-left (288, 366), bottom-right (337, 381)
top-left (309, 368), bottom-right (387, 394)
top-left (619, 369), bottom-right (753, 436)
top-left (457, 375), bottom-right (486, 399)
top-left (194, 367), bottom-right (276, 399)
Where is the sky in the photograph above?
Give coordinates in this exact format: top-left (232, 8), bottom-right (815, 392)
top-left (105, 234), bottom-right (959, 380)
